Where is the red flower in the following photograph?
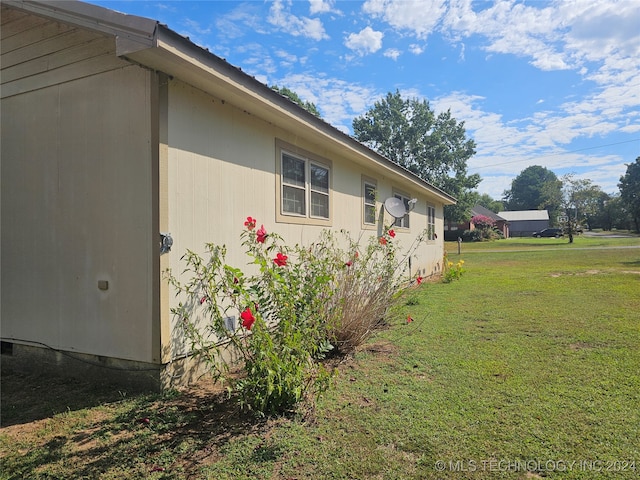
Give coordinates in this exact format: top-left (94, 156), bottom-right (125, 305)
top-left (256, 225), bottom-right (267, 243)
top-left (379, 236), bottom-right (387, 245)
top-left (355, 251), bottom-right (359, 258)
top-left (407, 315), bottom-right (414, 323)
top-left (416, 276), bottom-right (423, 285)
top-left (233, 277), bottom-right (239, 284)
top-left (244, 216), bottom-right (257, 230)
top-left (240, 307), bottom-right (255, 330)
top-left (388, 229), bottom-right (396, 238)
top-left (345, 261), bottom-right (353, 267)
top-left (199, 296), bottom-right (207, 305)
top-left (273, 252), bottom-right (288, 266)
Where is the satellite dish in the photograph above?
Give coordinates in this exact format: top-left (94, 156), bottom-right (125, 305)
top-left (384, 197), bottom-right (407, 219)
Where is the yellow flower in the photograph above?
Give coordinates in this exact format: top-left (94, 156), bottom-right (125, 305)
top-left (448, 261), bottom-right (454, 267)
top-left (459, 260), bottom-right (465, 264)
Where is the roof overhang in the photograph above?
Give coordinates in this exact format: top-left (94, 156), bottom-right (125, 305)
top-left (6, 0), bottom-right (457, 205)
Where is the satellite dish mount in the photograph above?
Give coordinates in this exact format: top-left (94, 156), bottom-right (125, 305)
top-left (383, 197), bottom-right (407, 219)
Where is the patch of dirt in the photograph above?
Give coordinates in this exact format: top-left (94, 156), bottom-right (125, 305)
top-left (358, 340), bottom-right (398, 357)
top-left (550, 269), bottom-right (603, 277)
top-left (552, 269), bottom-right (640, 278)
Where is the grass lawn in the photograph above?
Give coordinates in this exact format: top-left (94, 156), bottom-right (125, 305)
top-left (2, 236), bottom-right (639, 479)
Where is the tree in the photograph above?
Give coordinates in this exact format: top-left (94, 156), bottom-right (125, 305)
top-left (271, 85), bottom-right (322, 118)
top-left (618, 157), bottom-right (640, 232)
top-left (587, 191), bottom-right (614, 230)
top-left (569, 180), bottom-right (606, 230)
top-left (503, 165), bottom-right (562, 221)
top-left (352, 90), bottom-right (480, 222)
top-left (475, 193), bottom-right (504, 213)
top-left (560, 175), bottom-right (605, 242)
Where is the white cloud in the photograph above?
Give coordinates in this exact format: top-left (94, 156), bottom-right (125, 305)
top-left (363, 0), bottom-right (447, 39)
top-left (274, 49), bottom-right (299, 68)
top-left (268, 0), bottom-right (329, 40)
top-left (274, 72), bottom-right (381, 132)
top-left (214, 3), bottom-right (269, 39)
top-left (384, 48), bottom-right (401, 60)
top-left (620, 124), bottom-right (640, 134)
top-left (309, 0), bottom-right (334, 15)
top-left (345, 26), bottom-right (384, 55)
top-left (409, 43), bottom-right (424, 55)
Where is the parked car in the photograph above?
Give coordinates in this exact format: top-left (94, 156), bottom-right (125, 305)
top-left (532, 228), bottom-right (563, 238)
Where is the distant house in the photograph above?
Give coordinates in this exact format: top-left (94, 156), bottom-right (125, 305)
top-left (497, 210), bottom-right (549, 237)
top-left (444, 205), bottom-right (508, 239)
top-left (1, 1), bottom-right (455, 390)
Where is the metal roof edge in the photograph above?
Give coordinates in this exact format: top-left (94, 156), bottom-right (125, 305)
top-left (4, 0), bottom-right (157, 52)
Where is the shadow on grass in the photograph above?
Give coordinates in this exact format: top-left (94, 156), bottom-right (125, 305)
top-left (1, 360), bottom-right (275, 479)
top-left (1, 362), bottom-right (128, 427)
top-left (622, 259), bottom-right (640, 266)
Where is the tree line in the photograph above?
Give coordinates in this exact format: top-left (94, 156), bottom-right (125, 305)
top-left (502, 162), bottom-right (640, 234)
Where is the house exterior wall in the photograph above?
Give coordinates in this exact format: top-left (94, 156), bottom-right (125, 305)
top-left (1, 11), bottom-right (156, 364)
top-left (165, 79), bottom-right (444, 360)
top-left (1, 3), bottom-right (450, 389)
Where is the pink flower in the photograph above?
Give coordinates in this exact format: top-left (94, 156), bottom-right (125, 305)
top-left (416, 276), bottom-right (423, 285)
top-left (388, 229), bottom-right (396, 238)
top-left (379, 236), bottom-right (387, 245)
top-left (407, 315), bottom-right (414, 323)
top-left (244, 216), bottom-right (257, 230)
top-left (256, 225), bottom-right (267, 243)
top-left (199, 296), bottom-right (207, 305)
top-left (345, 261), bottom-right (353, 267)
top-left (273, 252), bottom-right (288, 267)
top-left (240, 307), bottom-right (255, 330)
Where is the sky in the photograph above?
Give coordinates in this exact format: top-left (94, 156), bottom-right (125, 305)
top-left (91, 0), bottom-right (640, 200)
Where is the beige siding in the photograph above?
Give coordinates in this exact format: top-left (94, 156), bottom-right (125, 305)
top-left (166, 80), bottom-right (444, 358)
top-left (1, 14), bottom-right (155, 363)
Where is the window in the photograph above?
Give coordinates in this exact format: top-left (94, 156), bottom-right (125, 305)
top-left (427, 204), bottom-right (436, 240)
top-left (363, 180), bottom-right (377, 225)
top-left (393, 193), bottom-right (411, 229)
top-left (281, 150), bottom-right (330, 220)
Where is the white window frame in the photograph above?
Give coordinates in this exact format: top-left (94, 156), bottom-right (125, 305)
top-left (427, 204), bottom-right (436, 240)
top-left (276, 140), bottom-right (332, 226)
top-left (363, 179), bottom-right (377, 226)
top-left (392, 192), bottom-right (411, 229)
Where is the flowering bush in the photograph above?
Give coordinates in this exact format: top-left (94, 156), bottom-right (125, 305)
top-left (471, 214), bottom-right (495, 230)
top-left (168, 218), bottom-right (335, 416)
top-left (442, 253), bottom-right (465, 283)
top-left (168, 219), bottom-right (431, 415)
top-left (469, 214), bottom-right (502, 241)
